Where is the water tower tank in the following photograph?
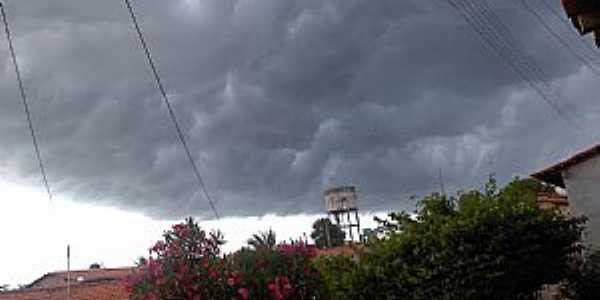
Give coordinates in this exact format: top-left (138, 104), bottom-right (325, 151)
top-left (324, 186), bottom-right (358, 212)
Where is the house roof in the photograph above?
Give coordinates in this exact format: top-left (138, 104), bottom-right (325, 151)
top-left (532, 144), bottom-right (600, 187)
top-left (316, 244), bottom-right (363, 257)
top-left (537, 192), bottom-right (569, 206)
top-left (562, 0), bottom-right (600, 17)
top-left (0, 281), bottom-right (129, 300)
top-left (0, 268), bottom-right (134, 300)
top-left (26, 268), bottom-right (134, 289)
top-left (561, 0), bottom-right (600, 47)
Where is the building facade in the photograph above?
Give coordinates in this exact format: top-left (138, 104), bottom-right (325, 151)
top-left (533, 144), bottom-right (600, 246)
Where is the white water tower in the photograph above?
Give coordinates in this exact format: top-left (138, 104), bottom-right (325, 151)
top-left (324, 186), bottom-right (361, 242)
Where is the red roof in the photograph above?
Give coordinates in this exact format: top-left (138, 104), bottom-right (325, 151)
top-left (537, 192), bottom-right (569, 206)
top-left (26, 268), bottom-right (134, 289)
top-left (532, 144), bottom-right (600, 187)
top-left (0, 281), bottom-right (129, 300)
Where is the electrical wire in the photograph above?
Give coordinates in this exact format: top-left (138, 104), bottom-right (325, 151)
top-left (471, 0), bottom-right (594, 128)
top-left (537, 0), bottom-right (600, 58)
top-left (519, 0), bottom-right (600, 76)
top-left (123, 0), bottom-right (220, 220)
top-left (1, 2), bottom-right (53, 202)
top-left (473, 0), bottom-right (595, 141)
top-left (444, 0), bottom-right (593, 141)
top-left (467, 0), bottom-right (551, 84)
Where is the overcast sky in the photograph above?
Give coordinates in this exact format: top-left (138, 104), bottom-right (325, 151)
top-left (1, 0), bottom-right (600, 286)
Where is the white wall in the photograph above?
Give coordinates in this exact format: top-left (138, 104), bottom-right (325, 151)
top-left (563, 156), bottom-right (600, 246)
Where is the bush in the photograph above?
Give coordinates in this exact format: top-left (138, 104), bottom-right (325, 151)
top-left (229, 243), bottom-right (326, 299)
top-left (124, 218), bottom-right (231, 299)
top-left (126, 218), bottom-right (327, 300)
top-left (320, 178), bottom-right (587, 300)
top-left (312, 255), bottom-right (358, 299)
top-left (562, 250), bottom-right (600, 300)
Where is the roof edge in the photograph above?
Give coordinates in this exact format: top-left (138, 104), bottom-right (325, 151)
top-left (532, 144), bottom-right (600, 187)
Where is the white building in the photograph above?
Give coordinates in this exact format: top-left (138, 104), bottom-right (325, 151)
top-left (532, 144), bottom-right (600, 246)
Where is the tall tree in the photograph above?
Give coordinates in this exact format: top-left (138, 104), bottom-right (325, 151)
top-left (311, 218), bottom-right (346, 249)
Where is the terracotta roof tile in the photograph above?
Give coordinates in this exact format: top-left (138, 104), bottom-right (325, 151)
top-left (0, 281), bottom-right (129, 300)
top-left (537, 192), bottom-right (569, 206)
top-left (27, 267), bottom-right (134, 289)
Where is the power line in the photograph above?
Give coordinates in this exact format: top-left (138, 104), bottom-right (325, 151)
top-left (1, 2), bottom-right (53, 202)
top-left (122, 0), bottom-right (220, 220)
top-left (460, 0), bottom-right (555, 94)
top-left (467, 0), bottom-right (551, 84)
top-left (518, 0), bottom-right (600, 76)
top-left (472, 0), bottom-right (595, 141)
top-left (537, 0), bottom-right (600, 58)
top-left (469, 0), bottom-right (594, 140)
top-left (444, 0), bottom-right (592, 141)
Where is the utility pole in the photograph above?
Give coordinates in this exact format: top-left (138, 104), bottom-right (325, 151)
top-left (67, 245), bottom-right (71, 300)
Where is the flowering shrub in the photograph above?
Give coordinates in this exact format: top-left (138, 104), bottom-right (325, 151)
top-left (227, 243), bottom-right (325, 299)
top-left (126, 218), bottom-right (327, 300)
top-left (125, 218), bottom-right (233, 299)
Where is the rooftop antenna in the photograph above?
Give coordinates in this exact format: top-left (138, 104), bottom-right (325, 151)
top-left (438, 167), bottom-right (446, 195)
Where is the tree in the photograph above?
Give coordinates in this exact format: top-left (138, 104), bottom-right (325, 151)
top-left (310, 218), bottom-right (346, 249)
top-left (247, 229), bottom-right (277, 251)
top-left (334, 178), bottom-right (586, 300)
top-left (89, 262), bottom-right (102, 269)
top-left (562, 250), bottom-right (600, 300)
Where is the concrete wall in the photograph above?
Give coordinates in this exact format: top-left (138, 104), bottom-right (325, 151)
top-left (563, 156), bottom-right (600, 246)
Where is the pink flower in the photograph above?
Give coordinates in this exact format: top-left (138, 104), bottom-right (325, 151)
top-left (227, 273), bottom-right (241, 286)
top-left (237, 288), bottom-right (249, 299)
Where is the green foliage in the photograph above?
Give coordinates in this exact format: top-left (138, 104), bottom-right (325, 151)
top-left (374, 211), bottom-right (415, 237)
top-left (321, 178), bottom-right (586, 300)
top-left (128, 219), bottom-right (326, 300)
top-left (312, 256), bottom-right (358, 299)
top-left (89, 262), bottom-right (101, 269)
top-left (247, 229), bottom-right (277, 251)
top-left (311, 218), bottom-right (346, 249)
top-left (562, 250), bottom-right (600, 300)
top-left (229, 244), bottom-right (326, 299)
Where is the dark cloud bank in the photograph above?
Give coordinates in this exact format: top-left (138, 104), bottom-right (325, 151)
top-left (0, 0), bottom-right (598, 219)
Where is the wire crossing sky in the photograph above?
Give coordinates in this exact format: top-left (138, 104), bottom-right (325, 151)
top-left (1, 2), bottom-right (52, 202)
top-left (123, 0), bottom-right (220, 220)
top-left (0, 0), bottom-right (597, 218)
top-left (445, 0), bottom-right (594, 142)
top-left (519, 0), bottom-right (600, 76)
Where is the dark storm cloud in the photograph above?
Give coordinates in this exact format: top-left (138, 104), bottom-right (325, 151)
top-left (0, 0), bottom-right (598, 219)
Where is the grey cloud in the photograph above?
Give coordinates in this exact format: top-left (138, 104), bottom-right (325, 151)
top-left (0, 0), bottom-right (598, 219)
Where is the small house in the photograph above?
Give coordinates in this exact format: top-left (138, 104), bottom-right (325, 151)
top-left (532, 144), bottom-right (600, 245)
